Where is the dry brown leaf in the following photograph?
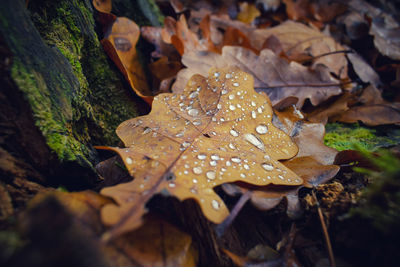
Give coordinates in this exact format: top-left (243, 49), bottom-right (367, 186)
top-left (110, 216), bottom-right (197, 267)
top-left (334, 85), bottom-right (400, 126)
top-left (311, 0), bottom-right (347, 23)
top-left (283, 0), bottom-right (346, 24)
top-left (370, 17), bottom-right (400, 60)
top-left (223, 156), bottom-right (339, 217)
top-left (174, 46), bottom-right (342, 108)
top-left (283, 0), bottom-right (311, 22)
top-left (97, 67), bottom-right (302, 239)
top-left (348, 0), bottom-right (400, 60)
top-left (92, 0), bottom-right (112, 14)
top-left (207, 13), bottom-right (255, 42)
top-left (274, 106), bottom-right (338, 165)
top-left (31, 191), bottom-right (196, 266)
top-left (251, 21), bottom-right (348, 78)
top-left (347, 52), bottom-right (381, 88)
top-left (102, 17), bottom-right (153, 104)
top-left (306, 93), bottom-right (352, 124)
top-left (337, 104), bottom-right (400, 126)
top-left (222, 27), bottom-right (257, 53)
top-left (141, 26), bottom-right (179, 60)
top-left (161, 15), bottom-right (218, 56)
top-left (149, 56), bottom-right (183, 92)
top-left (237, 2), bottom-right (261, 24)
top-left (30, 190), bottom-right (112, 235)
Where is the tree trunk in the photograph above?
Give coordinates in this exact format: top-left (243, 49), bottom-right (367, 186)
top-left (0, 0), bottom-right (162, 191)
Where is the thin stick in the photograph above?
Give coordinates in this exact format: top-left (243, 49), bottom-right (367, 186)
top-left (254, 80), bottom-right (354, 90)
top-left (311, 50), bottom-right (353, 61)
top-left (312, 190), bottom-right (336, 267)
top-left (215, 190), bottom-right (252, 237)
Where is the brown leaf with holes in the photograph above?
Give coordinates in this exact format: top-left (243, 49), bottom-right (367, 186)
top-left (101, 17), bottom-right (153, 104)
top-left (174, 46), bottom-right (342, 108)
top-left (97, 67), bottom-right (303, 239)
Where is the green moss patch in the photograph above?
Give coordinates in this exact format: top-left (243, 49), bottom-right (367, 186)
top-left (324, 123), bottom-right (400, 151)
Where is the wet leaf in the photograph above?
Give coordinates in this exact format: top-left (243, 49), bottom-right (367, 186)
top-left (102, 17), bottom-right (153, 104)
top-left (98, 67), bottom-right (302, 238)
top-left (222, 104), bottom-right (339, 216)
top-left (174, 46), bottom-right (342, 108)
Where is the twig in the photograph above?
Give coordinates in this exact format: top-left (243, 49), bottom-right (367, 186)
top-left (310, 50), bottom-right (353, 61)
top-left (254, 80), bottom-right (354, 90)
top-left (214, 190), bottom-right (252, 237)
top-left (312, 190), bottom-right (336, 267)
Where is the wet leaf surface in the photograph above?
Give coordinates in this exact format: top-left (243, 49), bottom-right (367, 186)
top-left (97, 67), bottom-right (303, 238)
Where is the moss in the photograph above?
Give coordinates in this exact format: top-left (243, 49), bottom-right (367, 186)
top-left (324, 123), bottom-right (400, 151)
top-left (112, 0), bottom-right (164, 26)
top-left (28, 0), bottom-right (140, 146)
top-left (10, 60), bottom-right (93, 167)
top-left (351, 149), bottom-right (400, 234)
top-left (1, 0), bottom-right (141, 186)
top-left (137, 0), bottom-right (164, 26)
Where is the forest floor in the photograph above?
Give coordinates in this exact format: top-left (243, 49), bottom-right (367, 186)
top-left (1, 0), bottom-right (400, 266)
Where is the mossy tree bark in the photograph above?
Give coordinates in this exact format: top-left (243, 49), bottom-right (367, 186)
top-left (0, 0), bottom-right (160, 191)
